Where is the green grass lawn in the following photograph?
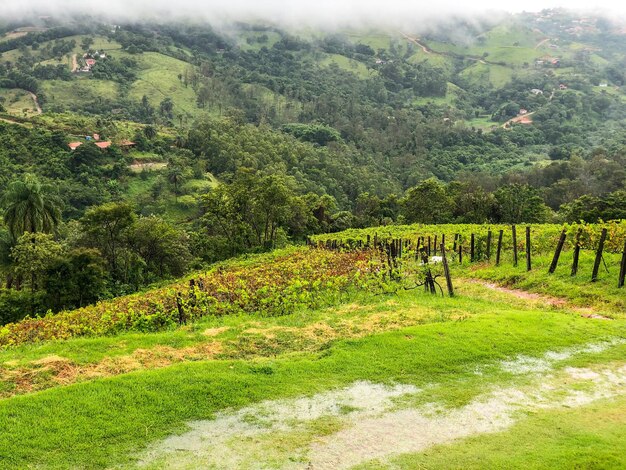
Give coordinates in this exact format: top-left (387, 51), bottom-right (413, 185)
top-left (370, 394), bottom-right (626, 469)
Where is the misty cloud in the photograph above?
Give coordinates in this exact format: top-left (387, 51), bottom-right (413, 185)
top-left (1, 0), bottom-right (624, 28)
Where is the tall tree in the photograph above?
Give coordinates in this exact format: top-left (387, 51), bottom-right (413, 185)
top-left (401, 178), bottom-right (453, 224)
top-left (1, 173), bottom-right (62, 241)
top-left (81, 202), bottom-right (135, 275)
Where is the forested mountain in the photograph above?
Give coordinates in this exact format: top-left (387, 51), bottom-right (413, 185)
top-left (1, 9), bottom-right (626, 318)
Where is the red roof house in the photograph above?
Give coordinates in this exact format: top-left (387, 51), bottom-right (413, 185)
top-left (68, 141), bottom-right (112, 150)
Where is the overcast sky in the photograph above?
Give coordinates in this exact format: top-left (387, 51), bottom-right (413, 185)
top-left (1, 0), bottom-right (624, 26)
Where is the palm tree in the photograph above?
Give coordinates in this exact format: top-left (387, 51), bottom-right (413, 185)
top-left (174, 134), bottom-right (186, 148)
top-left (2, 174), bottom-right (62, 241)
top-left (166, 165), bottom-right (185, 201)
top-left (144, 125), bottom-right (157, 140)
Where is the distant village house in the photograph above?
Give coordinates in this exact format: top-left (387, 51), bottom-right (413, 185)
top-left (68, 134), bottom-right (135, 151)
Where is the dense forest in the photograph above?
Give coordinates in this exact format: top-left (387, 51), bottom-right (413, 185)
top-left (1, 9), bottom-right (625, 321)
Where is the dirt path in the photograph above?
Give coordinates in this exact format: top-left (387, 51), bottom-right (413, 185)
top-left (467, 56), bottom-right (487, 64)
top-left (71, 54), bottom-right (78, 73)
top-left (401, 33), bottom-right (431, 54)
top-left (139, 340), bottom-right (626, 469)
top-left (29, 92), bottom-right (42, 114)
top-left (535, 38), bottom-right (550, 49)
top-left (502, 111), bottom-right (534, 128)
top-left (466, 279), bottom-right (611, 319)
top-left (0, 116), bottom-right (30, 127)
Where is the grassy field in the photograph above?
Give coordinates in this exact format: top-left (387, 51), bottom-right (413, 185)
top-left (0, 34), bottom-right (201, 118)
top-left (236, 31), bottom-right (282, 51)
top-left (41, 78), bottom-right (120, 109)
top-left (460, 61), bottom-right (515, 88)
top-left (343, 30), bottom-right (395, 51)
top-left (318, 53), bottom-right (373, 79)
top-left (126, 52), bottom-right (199, 118)
top-left (0, 238), bottom-right (625, 468)
top-left (465, 115), bottom-right (499, 130)
top-left (0, 88), bottom-right (38, 116)
top-left (413, 82), bottom-right (463, 107)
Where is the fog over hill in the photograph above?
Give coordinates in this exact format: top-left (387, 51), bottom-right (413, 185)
top-left (1, 0), bottom-right (625, 27)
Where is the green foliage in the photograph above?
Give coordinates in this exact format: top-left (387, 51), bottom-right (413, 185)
top-left (90, 56), bottom-right (138, 84)
top-left (494, 184), bottom-right (551, 223)
top-left (198, 170), bottom-right (314, 257)
top-left (401, 178), bottom-right (453, 224)
top-left (127, 216), bottom-right (191, 280)
top-left (10, 232), bottom-right (63, 289)
top-left (561, 191), bottom-right (626, 223)
top-left (0, 248), bottom-right (371, 347)
top-left (281, 123), bottom-right (341, 146)
top-left (0, 288), bottom-right (45, 325)
top-left (44, 247), bottom-right (108, 311)
top-left (1, 173), bottom-right (62, 241)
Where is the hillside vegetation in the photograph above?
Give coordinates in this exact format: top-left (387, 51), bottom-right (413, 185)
top-left (0, 10), bottom-right (625, 467)
top-left (0, 8), bottom-right (625, 344)
top-left (0, 231), bottom-right (625, 468)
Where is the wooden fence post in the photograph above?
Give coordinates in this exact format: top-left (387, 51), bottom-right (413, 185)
top-left (176, 292), bottom-right (186, 325)
top-left (512, 225), bottom-right (518, 267)
top-left (434, 235), bottom-right (438, 255)
top-left (496, 230), bottom-right (504, 265)
top-left (548, 230), bottom-right (567, 274)
top-left (486, 230), bottom-right (492, 261)
top-left (470, 233), bottom-right (475, 262)
top-left (571, 228), bottom-right (582, 276)
top-left (592, 228), bottom-right (608, 282)
top-left (619, 239), bottom-right (626, 288)
top-left (188, 279), bottom-right (197, 308)
top-left (453, 234), bottom-right (458, 252)
top-left (441, 243), bottom-right (454, 297)
top-left (458, 242), bottom-right (463, 264)
top-left (525, 226), bottom-right (532, 271)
